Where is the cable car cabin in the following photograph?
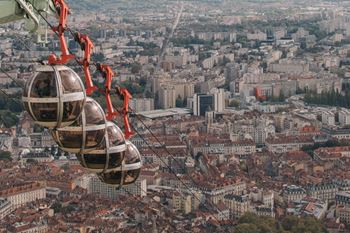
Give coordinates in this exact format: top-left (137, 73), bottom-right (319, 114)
top-left (51, 97), bottom-right (106, 153)
top-left (22, 65), bottom-right (86, 128)
top-left (97, 140), bottom-right (142, 187)
top-left (76, 121), bottom-right (126, 173)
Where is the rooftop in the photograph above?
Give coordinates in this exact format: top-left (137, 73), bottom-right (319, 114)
top-left (266, 135), bottom-right (313, 144)
top-left (138, 108), bottom-right (192, 119)
top-left (0, 182), bottom-right (45, 197)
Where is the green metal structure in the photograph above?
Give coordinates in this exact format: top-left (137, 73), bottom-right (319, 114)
top-left (0, 0), bottom-right (55, 32)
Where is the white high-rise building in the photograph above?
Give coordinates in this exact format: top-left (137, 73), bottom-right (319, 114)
top-left (213, 88), bottom-right (225, 113)
top-left (159, 86), bottom-right (176, 109)
top-left (193, 94), bottom-right (199, 116)
top-left (322, 111), bottom-right (335, 126)
top-left (88, 175), bottom-right (147, 199)
top-left (130, 98), bottom-right (155, 112)
top-left (339, 109), bottom-right (350, 127)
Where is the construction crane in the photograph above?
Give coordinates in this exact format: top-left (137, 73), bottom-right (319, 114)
top-left (0, 0), bottom-right (141, 187)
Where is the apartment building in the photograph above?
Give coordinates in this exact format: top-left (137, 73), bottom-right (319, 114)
top-left (0, 182), bottom-right (46, 211)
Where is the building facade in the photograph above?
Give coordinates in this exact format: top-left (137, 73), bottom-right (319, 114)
top-left (130, 98), bottom-right (155, 112)
top-left (224, 194), bottom-right (250, 219)
top-left (0, 198), bottom-right (11, 220)
top-left (88, 176), bottom-right (147, 199)
top-left (339, 109), bottom-right (350, 127)
top-left (282, 185), bottom-right (307, 203)
top-left (0, 182), bottom-right (46, 211)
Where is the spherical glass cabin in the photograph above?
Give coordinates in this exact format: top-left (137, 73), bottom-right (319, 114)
top-left (22, 65), bottom-right (86, 128)
top-left (51, 97), bottom-right (106, 153)
top-left (76, 121), bottom-right (126, 173)
top-left (97, 140), bottom-right (142, 186)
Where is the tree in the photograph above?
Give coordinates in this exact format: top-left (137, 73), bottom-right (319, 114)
top-left (0, 94), bottom-right (7, 109)
top-left (304, 89), bottom-right (350, 108)
top-left (57, 147), bottom-right (64, 157)
top-left (61, 163), bottom-right (69, 171)
top-left (296, 87), bottom-right (306, 94)
top-left (283, 216), bottom-right (324, 233)
top-left (238, 213), bottom-right (260, 225)
top-left (33, 124), bottom-right (44, 133)
top-left (92, 53), bottom-right (105, 62)
top-left (238, 213), bottom-right (278, 233)
top-left (0, 110), bottom-right (19, 127)
top-left (139, 77), bottom-right (147, 87)
top-left (176, 95), bottom-right (183, 108)
top-left (62, 204), bottom-right (75, 214)
top-left (145, 90), bottom-right (153, 98)
top-left (236, 213), bottom-right (325, 233)
top-left (51, 202), bottom-right (62, 213)
top-left (281, 215), bottom-right (299, 231)
top-left (219, 56), bottom-right (230, 66)
top-left (120, 81), bottom-right (144, 96)
top-left (26, 159), bottom-right (38, 164)
top-left (228, 100), bottom-right (240, 108)
top-left (131, 62), bottom-right (142, 74)
top-left (279, 91), bottom-right (286, 102)
top-left (235, 223), bottom-right (259, 233)
top-left (50, 145), bottom-right (57, 156)
top-left (7, 99), bottom-right (23, 113)
top-left (0, 151), bottom-right (11, 161)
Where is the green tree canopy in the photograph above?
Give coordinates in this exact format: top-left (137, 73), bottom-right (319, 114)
top-left (131, 62), bottom-right (142, 74)
top-left (0, 151), bottom-right (12, 161)
top-left (228, 100), bottom-right (240, 108)
top-left (235, 223), bottom-right (259, 233)
top-left (304, 89), bottom-right (350, 108)
top-left (0, 94), bottom-right (23, 113)
top-left (176, 95), bottom-right (184, 108)
top-left (235, 213), bottom-right (325, 233)
top-left (0, 110), bottom-right (18, 127)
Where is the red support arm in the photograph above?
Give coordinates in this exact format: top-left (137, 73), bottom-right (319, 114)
top-left (96, 64), bottom-right (117, 120)
top-left (96, 64), bottom-right (134, 138)
top-left (74, 32), bottom-right (97, 95)
top-left (115, 86), bottom-right (134, 139)
top-left (48, 0), bottom-right (75, 65)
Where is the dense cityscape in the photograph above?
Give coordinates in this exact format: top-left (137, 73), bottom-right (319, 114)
top-left (1, 0), bottom-right (350, 232)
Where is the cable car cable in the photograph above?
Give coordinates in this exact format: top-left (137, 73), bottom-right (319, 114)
top-left (129, 123), bottom-right (225, 224)
top-left (13, 34), bottom-right (37, 55)
top-left (121, 185), bottom-right (179, 232)
top-left (0, 67), bottom-right (24, 88)
top-left (0, 89), bottom-right (10, 98)
top-left (129, 106), bottom-right (234, 225)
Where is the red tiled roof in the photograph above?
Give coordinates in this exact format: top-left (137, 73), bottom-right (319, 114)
top-left (266, 135), bottom-right (313, 144)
